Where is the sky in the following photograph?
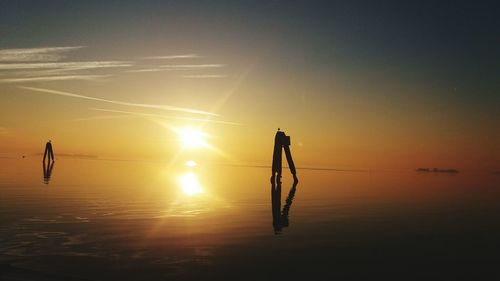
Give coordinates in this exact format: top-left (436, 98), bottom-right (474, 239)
top-left (0, 0), bottom-right (499, 170)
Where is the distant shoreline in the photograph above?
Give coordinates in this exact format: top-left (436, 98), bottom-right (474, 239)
top-left (416, 168), bottom-right (459, 173)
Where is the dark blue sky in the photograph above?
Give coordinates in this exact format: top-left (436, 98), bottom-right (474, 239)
top-left (1, 1), bottom-right (498, 95)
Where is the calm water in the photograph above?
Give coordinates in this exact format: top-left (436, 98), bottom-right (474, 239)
top-left (1, 158), bottom-right (499, 280)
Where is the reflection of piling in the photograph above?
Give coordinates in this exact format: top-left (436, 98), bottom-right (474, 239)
top-left (42, 160), bottom-right (54, 184)
top-left (271, 178), bottom-right (282, 233)
top-left (281, 180), bottom-right (297, 227)
top-left (271, 129), bottom-right (297, 182)
top-left (271, 177), bottom-right (298, 234)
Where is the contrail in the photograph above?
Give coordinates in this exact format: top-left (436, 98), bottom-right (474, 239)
top-left (1, 75), bottom-right (109, 83)
top-left (183, 74), bottom-right (227, 79)
top-left (142, 54), bottom-right (200, 59)
top-left (160, 64), bottom-right (224, 69)
top-left (89, 108), bottom-right (241, 125)
top-left (19, 86), bottom-right (218, 116)
top-left (0, 61), bottom-right (132, 70)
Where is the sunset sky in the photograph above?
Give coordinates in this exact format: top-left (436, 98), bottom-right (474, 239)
top-left (0, 1), bottom-right (498, 170)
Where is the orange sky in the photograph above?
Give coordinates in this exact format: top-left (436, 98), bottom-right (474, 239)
top-left (0, 2), bottom-right (498, 171)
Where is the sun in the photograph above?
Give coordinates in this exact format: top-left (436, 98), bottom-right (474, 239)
top-left (175, 127), bottom-right (208, 149)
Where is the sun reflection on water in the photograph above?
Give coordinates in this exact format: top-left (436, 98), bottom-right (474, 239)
top-left (178, 172), bottom-right (203, 196)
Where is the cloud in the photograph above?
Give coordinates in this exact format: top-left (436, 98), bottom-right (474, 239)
top-left (0, 46), bottom-right (84, 62)
top-left (159, 64), bottom-right (225, 69)
top-left (19, 86), bottom-right (218, 116)
top-left (0, 61), bottom-right (132, 70)
top-left (142, 54), bottom-right (200, 59)
top-left (70, 115), bottom-right (131, 122)
top-left (182, 74), bottom-right (228, 79)
top-left (125, 65), bottom-right (225, 74)
top-left (3, 67), bottom-right (109, 77)
top-left (89, 108), bottom-right (241, 125)
top-left (0, 75), bottom-right (110, 83)
top-left (0, 46), bottom-right (132, 83)
top-left (125, 68), bottom-right (169, 73)
top-left (0, 60), bottom-right (132, 83)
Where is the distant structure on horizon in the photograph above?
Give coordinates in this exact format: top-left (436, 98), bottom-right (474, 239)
top-left (43, 140), bottom-right (55, 163)
top-left (271, 129), bottom-right (298, 183)
top-left (416, 168), bottom-right (459, 173)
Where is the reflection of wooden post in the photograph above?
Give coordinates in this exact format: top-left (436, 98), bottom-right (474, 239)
top-left (271, 177), bottom-right (298, 234)
top-left (271, 179), bottom-right (282, 233)
top-left (43, 160), bottom-right (54, 184)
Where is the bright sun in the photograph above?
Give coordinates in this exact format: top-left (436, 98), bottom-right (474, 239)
top-left (175, 128), bottom-right (207, 149)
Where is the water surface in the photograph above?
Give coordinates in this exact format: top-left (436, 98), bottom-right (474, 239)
top-left (1, 158), bottom-right (499, 280)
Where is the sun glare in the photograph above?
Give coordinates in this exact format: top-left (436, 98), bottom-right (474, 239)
top-left (175, 128), bottom-right (208, 149)
top-left (178, 172), bottom-right (203, 196)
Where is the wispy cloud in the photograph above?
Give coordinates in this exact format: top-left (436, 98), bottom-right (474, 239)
top-left (142, 54), bottom-right (200, 60)
top-left (127, 64), bottom-right (225, 77)
top-left (125, 68), bottom-right (169, 73)
top-left (70, 115), bottom-right (131, 122)
top-left (160, 64), bottom-right (225, 69)
top-left (125, 66), bottom-right (225, 74)
top-left (0, 47), bottom-right (228, 85)
top-left (19, 86), bottom-right (218, 116)
top-left (0, 46), bottom-right (84, 62)
top-left (182, 74), bottom-right (228, 79)
top-left (0, 61), bottom-right (132, 70)
top-left (3, 67), bottom-right (110, 77)
top-left (0, 60), bottom-right (132, 83)
top-left (0, 75), bottom-right (110, 83)
top-left (89, 108), bottom-right (241, 125)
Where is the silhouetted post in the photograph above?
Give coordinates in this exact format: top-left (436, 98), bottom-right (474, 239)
top-left (271, 129), bottom-right (297, 183)
top-left (43, 140), bottom-right (55, 162)
top-left (272, 130), bottom-right (283, 179)
top-left (283, 145), bottom-right (296, 176)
